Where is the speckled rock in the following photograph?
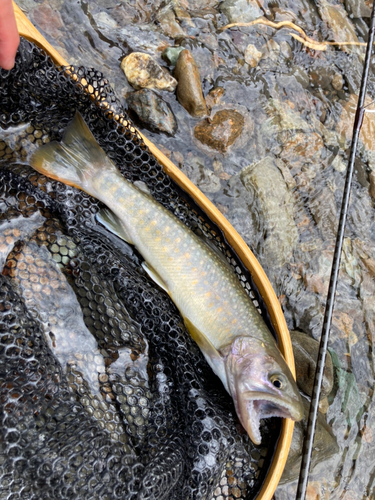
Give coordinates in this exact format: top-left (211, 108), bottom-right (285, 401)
top-left (121, 52), bottom-right (177, 92)
top-left (290, 330), bottom-right (334, 398)
top-left (126, 89), bottom-right (177, 136)
top-left (174, 49), bottom-right (207, 117)
top-left (244, 44), bottom-right (262, 68)
top-left (219, 0), bottom-right (263, 23)
top-left (194, 110), bottom-right (244, 153)
top-left (238, 157), bottom-right (299, 267)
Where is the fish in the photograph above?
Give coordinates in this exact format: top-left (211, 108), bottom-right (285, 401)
top-left (29, 112), bottom-right (304, 444)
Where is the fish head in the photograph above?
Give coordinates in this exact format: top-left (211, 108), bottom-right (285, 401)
top-left (222, 336), bottom-right (304, 445)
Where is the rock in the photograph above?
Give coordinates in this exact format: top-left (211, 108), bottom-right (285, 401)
top-left (280, 397), bottom-right (339, 484)
top-left (318, 0), bottom-right (362, 55)
top-left (93, 11), bottom-right (119, 30)
top-left (238, 157), bottom-right (299, 267)
top-left (290, 330), bottom-right (334, 398)
top-left (332, 154), bottom-right (347, 172)
top-left (337, 95), bottom-right (375, 152)
top-left (180, 40), bottom-right (215, 81)
top-left (263, 99), bottom-right (312, 136)
top-left (291, 66), bottom-right (310, 89)
top-left (244, 44), bottom-right (262, 68)
top-left (219, 0), bottom-right (263, 24)
top-left (161, 46), bottom-right (185, 66)
top-left (205, 87), bottom-right (225, 111)
top-left (308, 186), bottom-right (338, 241)
top-left (181, 158), bottom-right (221, 193)
top-left (121, 52), bottom-right (177, 92)
top-left (331, 73), bottom-right (344, 91)
top-left (32, 3), bottom-right (64, 40)
top-left (174, 49), bottom-right (207, 117)
top-left (280, 132), bottom-right (324, 164)
top-left (280, 41), bottom-right (292, 60)
top-left (345, 0), bottom-right (372, 18)
top-left (126, 89), bottom-right (178, 136)
top-left (194, 110), bottom-right (244, 153)
top-left (370, 171), bottom-right (375, 200)
top-left (156, 6), bottom-right (186, 38)
top-left (261, 39), bottom-right (280, 62)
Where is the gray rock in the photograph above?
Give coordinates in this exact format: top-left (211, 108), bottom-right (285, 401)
top-left (174, 49), bottom-right (207, 117)
top-left (219, 0), bottom-right (263, 24)
top-left (161, 46), bottom-right (186, 66)
top-left (280, 397), bottom-right (339, 484)
top-left (182, 159), bottom-right (221, 193)
top-left (126, 89), bottom-right (178, 136)
top-left (291, 66), bottom-right (310, 89)
top-left (121, 52), bottom-right (177, 92)
top-left (238, 157), bottom-right (299, 267)
top-left (308, 186), bottom-right (338, 241)
top-left (290, 330), bottom-right (334, 398)
top-left (345, 0), bottom-right (371, 18)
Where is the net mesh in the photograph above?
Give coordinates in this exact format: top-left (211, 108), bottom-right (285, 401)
top-left (0, 38), bottom-right (281, 500)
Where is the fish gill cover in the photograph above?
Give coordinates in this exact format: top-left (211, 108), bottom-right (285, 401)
top-left (0, 39), bottom-right (281, 500)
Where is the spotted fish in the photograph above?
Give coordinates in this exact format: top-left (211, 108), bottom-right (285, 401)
top-left (30, 112), bottom-right (303, 444)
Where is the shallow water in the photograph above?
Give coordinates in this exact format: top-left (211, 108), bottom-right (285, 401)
top-left (8, 0), bottom-right (375, 498)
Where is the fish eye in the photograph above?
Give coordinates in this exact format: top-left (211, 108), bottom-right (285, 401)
top-left (270, 374), bottom-right (285, 389)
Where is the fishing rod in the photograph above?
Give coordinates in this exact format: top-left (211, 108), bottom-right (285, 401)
top-left (295, 2), bottom-right (375, 498)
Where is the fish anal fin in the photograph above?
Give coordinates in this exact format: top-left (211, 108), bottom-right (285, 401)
top-left (142, 261), bottom-right (169, 293)
top-left (96, 207), bottom-right (134, 245)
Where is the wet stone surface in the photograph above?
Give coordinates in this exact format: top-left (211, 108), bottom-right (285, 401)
top-left (4, 0), bottom-right (375, 497)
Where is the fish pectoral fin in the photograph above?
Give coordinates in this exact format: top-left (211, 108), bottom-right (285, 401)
top-left (183, 316), bottom-right (229, 391)
top-left (142, 262), bottom-right (169, 293)
top-left (96, 207), bottom-right (134, 245)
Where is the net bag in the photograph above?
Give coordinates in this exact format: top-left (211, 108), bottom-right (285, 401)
top-left (0, 38), bottom-right (282, 500)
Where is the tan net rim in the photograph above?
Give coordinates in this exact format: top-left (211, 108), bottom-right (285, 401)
top-left (12, 3), bottom-right (296, 497)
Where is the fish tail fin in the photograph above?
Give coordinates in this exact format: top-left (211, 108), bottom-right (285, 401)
top-left (30, 112), bottom-right (111, 190)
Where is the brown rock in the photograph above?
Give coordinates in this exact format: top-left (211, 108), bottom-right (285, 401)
top-left (280, 132), bottom-right (324, 163)
top-left (369, 171), bottom-right (375, 199)
top-left (318, 0), bottom-right (361, 55)
top-left (174, 49), bottom-right (207, 117)
top-left (121, 53), bottom-right (177, 92)
top-left (337, 95), bottom-right (375, 151)
top-left (205, 87), bottom-right (225, 111)
top-left (32, 2), bottom-right (63, 39)
top-left (290, 330), bottom-right (334, 398)
top-left (194, 110), bottom-right (244, 153)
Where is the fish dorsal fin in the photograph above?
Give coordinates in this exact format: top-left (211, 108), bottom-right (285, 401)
top-left (134, 180), bottom-right (152, 196)
top-left (142, 261), bottom-right (169, 293)
top-left (96, 207), bottom-right (134, 245)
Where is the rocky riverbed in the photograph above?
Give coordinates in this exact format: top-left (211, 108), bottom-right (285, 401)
top-left (10, 0), bottom-right (375, 498)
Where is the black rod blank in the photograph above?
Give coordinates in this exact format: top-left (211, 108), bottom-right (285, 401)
top-left (295, 3), bottom-right (375, 498)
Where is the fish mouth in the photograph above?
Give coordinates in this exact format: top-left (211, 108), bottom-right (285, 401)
top-left (240, 392), bottom-right (303, 445)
